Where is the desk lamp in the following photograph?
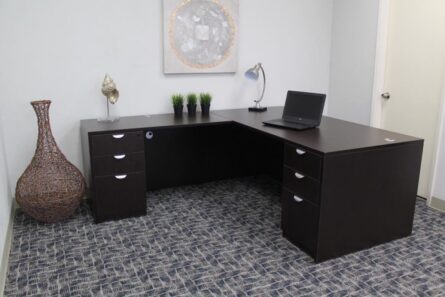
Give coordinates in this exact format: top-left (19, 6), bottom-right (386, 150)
top-left (245, 63), bottom-right (267, 112)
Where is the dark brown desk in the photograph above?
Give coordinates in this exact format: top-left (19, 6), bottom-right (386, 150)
top-left (81, 107), bottom-right (423, 262)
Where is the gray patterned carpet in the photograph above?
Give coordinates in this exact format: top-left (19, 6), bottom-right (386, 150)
top-left (4, 177), bottom-right (445, 296)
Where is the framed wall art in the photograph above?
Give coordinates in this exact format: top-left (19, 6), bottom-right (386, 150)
top-left (163, 0), bottom-right (239, 74)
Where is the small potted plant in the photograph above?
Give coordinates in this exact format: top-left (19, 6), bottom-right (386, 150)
top-left (171, 94), bottom-right (184, 117)
top-left (187, 93), bottom-right (198, 116)
top-left (200, 93), bottom-right (212, 116)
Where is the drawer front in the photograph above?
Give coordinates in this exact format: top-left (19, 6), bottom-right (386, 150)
top-left (93, 172), bottom-right (146, 222)
top-left (284, 144), bottom-right (322, 180)
top-left (282, 166), bottom-right (320, 205)
top-left (91, 131), bottom-right (144, 157)
top-left (281, 188), bottom-right (319, 256)
top-left (92, 152), bottom-right (145, 177)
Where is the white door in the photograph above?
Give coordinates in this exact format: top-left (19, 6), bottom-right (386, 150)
top-left (379, 0), bottom-right (445, 198)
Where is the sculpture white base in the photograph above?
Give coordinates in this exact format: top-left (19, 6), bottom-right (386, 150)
top-left (97, 116), bottom-right (120, 123)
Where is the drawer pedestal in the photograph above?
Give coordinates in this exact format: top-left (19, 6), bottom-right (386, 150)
top-left (88, 131), bottom-right (146, 223)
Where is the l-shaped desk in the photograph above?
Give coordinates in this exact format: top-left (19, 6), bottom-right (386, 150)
top-left (80, 107), bottom-right (423, 262)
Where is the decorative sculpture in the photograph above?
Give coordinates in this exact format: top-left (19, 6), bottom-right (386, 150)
top-left (16, 100), bottom-right (86, 223)
top-left (98, 74), bottom-right (120, 122)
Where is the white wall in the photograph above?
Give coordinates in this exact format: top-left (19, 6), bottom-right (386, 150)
top-left (328, 0), bottom-right (380, 125)
top-left (0, 0), bottom-right (334, 192)
top-left (433, 126), bottom-right (445, 201)
top-left (0, 115), bottom-right (13, 272)
top-left (432, 84), bottom-right (445, 202)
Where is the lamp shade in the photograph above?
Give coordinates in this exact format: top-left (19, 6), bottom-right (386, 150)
top-left (245, 64), bottom-right (261, 80)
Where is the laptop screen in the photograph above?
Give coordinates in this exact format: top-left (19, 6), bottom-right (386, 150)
top-left (283, 91), bottom-right (326, 125)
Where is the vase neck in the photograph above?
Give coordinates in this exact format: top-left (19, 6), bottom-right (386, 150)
top-left (31, 100), bottom-right (61, 158)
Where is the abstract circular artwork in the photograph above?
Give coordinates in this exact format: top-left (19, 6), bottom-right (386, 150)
top-left (163, 0), bottom-right (239, 74)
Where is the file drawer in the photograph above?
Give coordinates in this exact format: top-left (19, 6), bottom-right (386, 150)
top-left (91, 131), bottom-right (143, 157)
top-left (284, 143), bottom-right (322, 180)
top-left (282, 166), bottom-right (320, 205)
top-left (92, 152), bottom-right (145, 177)
top-left (93, 172), bottom-right (146, 222)
top-left (281, 188), bottom-right (319, 256)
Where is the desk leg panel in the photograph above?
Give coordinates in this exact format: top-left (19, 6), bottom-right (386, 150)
top-left (316, 141), bottom-right (423, 262)
top-left (145, 124), bottom-right (241, 190)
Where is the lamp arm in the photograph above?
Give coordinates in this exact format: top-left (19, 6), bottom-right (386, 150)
top-left (255, 64), bottom-right (266, 105)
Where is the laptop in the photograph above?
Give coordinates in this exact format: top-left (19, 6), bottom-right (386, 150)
top-left (263, 91), bottom-right (326, 131)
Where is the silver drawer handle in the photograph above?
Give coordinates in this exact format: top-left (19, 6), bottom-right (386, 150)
top-left (112, 134), bottom-right (125, 139)
top-left (296, 149), bottom-right (306, 155)
top-left (113, 154), bottom-right (126, 160)
top-left (294, 172), bottom-right (305, 179)
top-left (115, 175), bottom-right (127, 180)
top-left (293, 195), bottom-right (303, 203)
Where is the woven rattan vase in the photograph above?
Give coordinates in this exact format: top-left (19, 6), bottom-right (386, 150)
top-left (16, 100), bottom-right (86, 223)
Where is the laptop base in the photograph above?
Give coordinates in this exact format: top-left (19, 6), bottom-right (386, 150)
top-left (263, 119), bottom-right (315, 131)
top-left (248, 106), bottom-right (268, 112)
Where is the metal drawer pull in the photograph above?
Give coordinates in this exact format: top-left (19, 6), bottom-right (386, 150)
top-left (115, 175), bottom-right (127, 180)
top-left (113, 154), bottom-right (126, 160)
top-left (296, 149), bottom-right (306, 155)
top-left (294, 172), bottom-right (305, 179)
top-left (112, 134), bottom-right (125, 139)
top-left (293, 195), bottom-right (303, 203)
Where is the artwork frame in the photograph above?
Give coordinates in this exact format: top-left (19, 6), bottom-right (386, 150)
top-left (163, 0), bottom-right (239, 74)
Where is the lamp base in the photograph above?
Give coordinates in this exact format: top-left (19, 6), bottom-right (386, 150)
top-left (248, 107), bottom-right (268, 112)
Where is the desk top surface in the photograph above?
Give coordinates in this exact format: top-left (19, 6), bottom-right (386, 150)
top-left (81, 107), bottom-right (421, 154)
top-left (81, 113), bottom-right (230, 132)
top-left (213, 107), bottom-right (421, 154)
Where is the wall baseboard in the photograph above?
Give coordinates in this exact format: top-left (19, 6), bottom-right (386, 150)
top-left (0, 200), bottom-right (15, 297)
top-left (430, 196), bottom-right (445, 213)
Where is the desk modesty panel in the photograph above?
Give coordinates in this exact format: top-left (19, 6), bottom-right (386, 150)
top-left (81, 107), bottom-right (423, 262)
